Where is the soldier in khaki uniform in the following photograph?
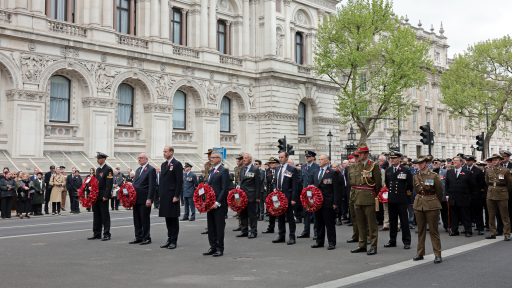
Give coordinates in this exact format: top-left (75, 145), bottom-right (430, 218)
top-left (233, 153), bottom-right (245, 232)
top-left (349, 143), bottom-right (382, 255)
top-left (485, 154), bottom-right (512, 241)
top-left (412, 156), bottom-right (443, 264)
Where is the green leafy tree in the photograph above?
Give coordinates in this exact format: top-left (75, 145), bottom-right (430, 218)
top-left (440, 35), bottom-right (512, 155)
top-left (313, 0), bottom-right (434, 143)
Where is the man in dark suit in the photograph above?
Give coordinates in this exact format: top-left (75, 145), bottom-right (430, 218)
top-left (272, 151), bottom-right (298, 245)
top-left (129, 153), bottom-right (156, 245)
top-left (299, 150), bottom-right (319, 239)
top-left (445, 156), bottom-right (476, 237)
top-left (181, 162), bottom-right (198, 221)
top-left (384, 151), bottom-right (413, 249)
top-left (159, 146), bottom-right (183, 250)
top-left (154, 166), bottom-right (161, 209)
top-left (87, 152), bottom-right (114, 241)
top-left (203, 150), bottom-right (230, 257)
top-left (198, 171), bottom-right (206, 184)
top-left (311, 154), bottom-right (341, 250)
top-left (237, 153), bottom-right (262, 238)
top-left (67, 169), bottom-right (82, 214)
top-left (254, 160), bottom-right (266, 221)
top-left (44, 165), bottom-right (56, 214)
top-left (465, 155), bottom-right (486, 235)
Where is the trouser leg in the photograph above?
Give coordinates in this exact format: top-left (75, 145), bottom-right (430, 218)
top-left (488, 199), bottom-right (498, 236)
top-left (426, 210), bottom-right (442, 257)
top-left (415, 209), bottom-right (426, 256)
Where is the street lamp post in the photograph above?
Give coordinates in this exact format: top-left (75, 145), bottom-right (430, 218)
top-left (485, 101), bottom-right (490, 157)
top-left (471, 144), bottom-right (475, 156)
top-left (345, 126), bottom-right (357, 157)
top-left (327, 130), bottom-right (333, 160)
top-left (390, 130), bottom-right (399, 152)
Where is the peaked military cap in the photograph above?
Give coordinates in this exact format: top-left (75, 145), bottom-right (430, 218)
top-left (411, 159), bottom-right (419, 164)
top-left (59, 166), bottom-right (65, 169)
top-left (433, 158), bottom-right (440, 162)
top-left (268, 157), bottom-right (279, 164)
top-left (465, 155), bottom-right (476, 162)
top-left (356, 143), bottom-right (370, 153)
top-left (96, 152), bottom-right (109, 159)
top-left (184, 162), bottom-right (193, 168)
top-left (446, 158), bottom-right (452, 162)
top-left (305, 150), bottom-right (317, 157)
top-left (457, 153), bottom-right (465, 158)
top-left (476, 161), bottom-right (486, 166)
top-left (417, 155), bottom-right (428, 163)
top-left (401, 160), bottom-right (411, 166)
top-left (236, 152), bottom-right (245, 160)
top-left (205, 148), bottom-right (215, 154)
top-left (389, 151), bottom-right (402, 158)
top-left (440, 159), bottom-right (446, 163)
top-left (500, 150), bottom-right (512, 157)
top-left (381, 152), bottom-right (389, 156)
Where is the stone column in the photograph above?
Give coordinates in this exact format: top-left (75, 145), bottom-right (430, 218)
top-left (150, 0), bottom-right (160, 38)
top-left (208, 0), bottom-right (217, 49)
top-left (200, 0), bottom-right (208, 48)
top-left (283, 0), bottom-right (291, 60)
top-left (242, 0), bottom-right (250, 57)
top-left (264, 0), bottom-right (276, 57)
top-left (130, 0), bottom-right (135, 34)
top-left (225, 20), bottom-right (230, 54)
top-left (15, 0), bottom-right (28, 9)
top-left (290, 27), bottom-right (296, 62)
top-left (181, 9), bottom-right (188, 45)
top-left (161, 0), bottom-right (170, 39)
top-left (30, 0), bottom-right (45, 14)
top-left (143, 104), bottom-right (174, 159)
top-left (83, 0), bottom-right (90, 24)
top-left (102, 0), bottom-right (113, 28)
top-left (90, 0), bottom-right (101, 26)
top-left (303, 33), bottom-right (306, 65)
top-left (45, 0), bottom-right (51, 17)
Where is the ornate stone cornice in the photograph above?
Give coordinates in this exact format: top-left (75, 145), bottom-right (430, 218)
top-left (6, 89), bottom-right (48, 102)
top-left (143, 103), bottom-right (175, 113)
top-left (195, 108), bottom-right (222, 117)
top-left (189, 9), bottom-right (201, 15)
top-left (82, 97), bottom-right (118, 108)
top-left (317, 86), bottom-right (339, 95)
top-left (257, 111), bottom-right (299, 121)
top-left (313, 116), bottom-right (339, 124)
top-left (239, 113), bottom-right (258, 121)
top-left (259, 77), bottom-right (300, 88)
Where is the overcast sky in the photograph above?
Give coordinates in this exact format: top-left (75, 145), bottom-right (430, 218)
top-left (338, 0), bottom-right (512, 57)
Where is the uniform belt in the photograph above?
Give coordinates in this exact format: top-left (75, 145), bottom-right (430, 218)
top-left (352, 185), bottom-right (375, 192)
top-left (418, 191), bottom-right (436, 196)
top-left (491, 183), bottom-right (506, 187)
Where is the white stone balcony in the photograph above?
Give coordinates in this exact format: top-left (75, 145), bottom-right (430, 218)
top-left (0, 10), bottom-right (11, 24)
top-left (116, 33), bottom-right (149, 49)
top-left (47, 19), bottom-right (87, 38)
top-left (172, 44), bottom-right (200, 59)
top-left (297, 65), bottom-right (311, 75)
top-left (219, 55), bottom-right (243, 67)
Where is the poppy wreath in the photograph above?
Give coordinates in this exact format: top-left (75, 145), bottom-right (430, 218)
top-left (300, 185), bottom-right (323, 212)
top-left (227, 188), bottom-right (248, 212)
top-left (118, 182), bottom-right (137, 208)
top-left (193, 183), bottom-right (216, 213)
top-left (377, 186), bottom-right (389, 203)
top-left (78, 176), bottom-right (99, 208)
top-left (265, 191), bottom-right (288, 216)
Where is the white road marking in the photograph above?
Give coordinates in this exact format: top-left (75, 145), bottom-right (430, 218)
top-left (0, 215), bottom-right (162, 229)
top-left (306, 238), bottom-right (502, 288)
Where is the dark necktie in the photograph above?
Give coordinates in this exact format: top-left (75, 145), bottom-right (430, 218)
top-left (208, 168), bottom-right (215, 184)
top-left (134, 167), bottom-right (141, 182)
top-left (319, 168), bottom-right (324, 180)
top-left (277, 166), bottom-right (283, 190)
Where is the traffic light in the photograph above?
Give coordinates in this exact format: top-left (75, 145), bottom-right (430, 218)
top-left (277, 137), bottom-right (286, 152)
top-left (287, 144), bottom-right (295, 155)
top-left (420, 124), bottom-right (430, 145)
top-left (476, 132), bottom-right (485, 152)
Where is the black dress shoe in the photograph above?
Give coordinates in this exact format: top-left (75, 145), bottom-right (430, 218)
top-left (295, 219), bottom-right (302, 223)
top-left (272, 237), bottom-right (285, 243)
top-left (168, 243), bottom-right (177, 249)
top-left (262, 228), bottom-right (274, 234)
top-left (384, 242), bottom-right (396, 248)
top-left (233, 227), bottom-right (242, 232)
top-left (404, 245), bottom-right (411, 249)
top-left (496, 232), bottom-right (504, 236)
top-left (351, 247), bottom-right (367, 253)
top-left (258, 217), bottom-right (264, 221)
top-left (189, 218), bottom-right (195, 221)
top-left (478, 230), bottom-right (485, 235)
top-left (413, 255), bottom-right (424, 261)
top-left (348, 223), bottom-right (353, 226)
top-left (160, 241), bottom-right (171, 248)
top-left (346, 238), bottom-right (358, 243)
top-left (461, 230), bottom-right (467, 233)
top-left (327, 244), bottom-right (335, 250)
top-left (486, 235), bottom-right (496, 239)
top-left (248, 233), bottom-right (257, 239)
top-left (140, 239), bottom-right (151, 245)
top-left (101, 236), bottom-right (111, 241)
top-left (344, 220), bottom-right (351, 224)
top-left (434, 257), bottom-right (442, 264)
top-left (287, 239), bottom-right (296, 245)
top-left (465, 233), bottom-right (472, 237)
top-left (265, 219), bottom-right (270, 222)
top-left (87, 235), bottom-right (101, 240)
top-left (203, 248), bottom-right (216, 255)
top-left (297, 234), bottom-right (310, 238)
top-left (449, 231), bottom-right (460, 236)
top-left (180, 218), bottom-right (189, 221)
top-left (311, 243), bottom-right (324, 248)
top-left (201, 230), bottom-right (209, 235)
top-left (129, 239), bottom-right (142, 244)
top-left (313, 236), bottom-right (317, 240)
top-left (445, 228), bottom-right (450, 233)
top-left (236, 233), bottom-right (249, 237)
top-left (505, 236), bottom-right (511, 241)
top-left (367, 249), bottom-right (377, 255)
top-left (212, 251), bottom-right (223, 257)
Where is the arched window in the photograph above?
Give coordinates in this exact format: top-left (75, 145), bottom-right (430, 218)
top-left (296, 32), bottom-right (304, 64)
top-left (217, 20), bottom-right (226, 54)
top-left (49, 75), bottom-right (70, 122)
top-left (220, 97), bottom-right (230, 132)
top-left (117, 84), bottom-right (134, 126)
top-left (47, 0), bottom-right (74, 22)
top-left (298, 102), bottom-right (306, 135)
top-left (173, 90), bottom-right (186, 129)
top-left (171, 8), bottom-right (182, 45)
top-left (115, 0), bottom-right (135, 35)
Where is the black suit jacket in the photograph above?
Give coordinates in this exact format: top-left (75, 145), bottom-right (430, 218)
top-left (239, 164), bottom-right (261, 202)
top-left (44, 172), bottom-right (53, 191)
top-left (132, 164), bottom-right (156, 204)
top-left (159, 158), bottom-right (183, 218)
top-left (273, 164), bottom-right (298, 202)
top-left (208, 165), bottom-right (230, 207)
top-left (445, 168), bottom-right (475, 206)
top-left (385, 165), bottom-right (413, 204)
top-left (342, 167), bottom-right (351, 198)
top-left (95, 165), bottom-right (114, 199)
top-left (467, 165), bottom-right (485, 198)
top-left (313, 167), bottom-right (341, 208)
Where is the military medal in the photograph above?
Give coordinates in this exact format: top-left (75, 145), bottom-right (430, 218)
top-left (499, 175), bottom-right (504, 180)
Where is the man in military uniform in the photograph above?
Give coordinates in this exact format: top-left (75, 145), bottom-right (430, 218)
top-left (350, 143), bottom-right (382, 255)
top-left (299, 150), bottom-right (319, 239)
top-left (384, 151), bottom-right (413, 249)
top-left (262, 157), bottom-right (279, 234)
top-left (465, 155), bottom-right (486, 235)
top-left (500, 150), bottom-right (512, 224)
top-left (233, 152), bottom-right (245, 232)
top-left (87, 152), bottom-right (114, 241)
top-left (412, 156), bottom-right (443, 264)
top-left (201, 149), bottom-right (215, 235)
top-left (485, 154), bottom-right (512, 241)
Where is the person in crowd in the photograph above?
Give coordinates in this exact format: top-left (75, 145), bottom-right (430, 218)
top-left (154, 166), bottom-right (161, 209)
top-left (254, 160), bottom-right (266, 221)
top-left (12, 171), bottom-right (23, 213)
top-left (126, 171), bottom-right (135, 183)
top-left (17, 173), bottom-right (33, 219)
top-left (0, 171), bottom-right (15, 218)
top-left (237, 153), bottom-right (262, 238)
top-left (32, 172), bottom-right (45, 215)
top-left (111, 169), bottom-right (123, 211)
top-left (181, 163), bottom-right (198, 221)
top-left (49, 169), bottom-right (65, 215)
top-left (68, 169), bottom-right (82, 214)
top-left (66, 167), bottom-right (78, 213)
top-left (29, 167), bottom-right (40, 215)
top-left (486, 154), bottom-right (512, 241)
top-left (262, 157), bottom-right (279, 235)
top-left (59, 166), bottom-right (67, 211)
top-left (89, 168), bottom-right (96, 177)
top-left (88, 152), bottom-right (114, 241)
top-left (299, 150), bottom-right (319, 239)
top-left (465, 155), bottom-right (486, 235)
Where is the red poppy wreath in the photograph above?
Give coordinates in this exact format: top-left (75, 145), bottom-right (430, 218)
top-left (265, 191), bottom-right (288, 216)
top-left (377, 186), bottom-right (389, 203)
top-left (300, 185), bottom-right (323, 212)
top-left (227, 188), bottom-right (248, 212)
top-left (78, 176), bottom-right (99, 208)
top-left (193, 183), bottom-right (216, 213)
top-left (119, 182), bottom-right (137, 208)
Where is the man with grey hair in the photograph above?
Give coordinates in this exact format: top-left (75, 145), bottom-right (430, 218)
top-left (237, 153), bottom-right (262, 238)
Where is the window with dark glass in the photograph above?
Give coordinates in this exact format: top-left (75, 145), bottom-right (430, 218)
top-left (49, 0), bottom-right (73, 21)
top-left (296, 32), bottom-right (303, 64)
top-left (217, 20), bottom-right (226, 54)
top-left (171, 8), bottom-right (182, 45)
top-left (117, 84), bottom-right (134, 126)
top-left (173, 90), bottom-right (186, 129)
top-left (116, 0), bottom-right (130, 34)
top-left (298, 102), bottom-right (306, 135)
top-left (50, 75), bottom-right (70, 122)
top-left (220, 97), bottom-right (230, 132)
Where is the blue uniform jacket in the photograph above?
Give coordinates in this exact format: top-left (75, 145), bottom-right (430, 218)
top-left (182, 171), bottom-right (199, 198)
top-left (301, 162), bottom-right (319, 189)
